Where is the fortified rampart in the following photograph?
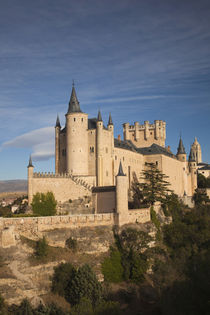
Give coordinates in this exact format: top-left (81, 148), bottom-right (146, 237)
top-left (0, 209), bottom-right (150, 247)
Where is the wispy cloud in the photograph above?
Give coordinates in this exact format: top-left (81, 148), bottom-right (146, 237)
top-left (1, 127), bottom-right (54, 161)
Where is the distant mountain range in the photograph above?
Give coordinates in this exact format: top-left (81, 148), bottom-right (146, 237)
top-left (0, 180), bottom-right (27, 193)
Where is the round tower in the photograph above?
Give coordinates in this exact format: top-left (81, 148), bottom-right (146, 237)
top-left (66, 85), bottom-right (88, 175)
top-left (55, 115), bottom-right (61, 174)
top-left (116, 161), bottom-right (128, 226)
top-left (96, 110), bottom-right (103, 186)
top-left (27, 156), bottom-right (34, 206)
top-left (108, 113), bottom-right (114, 185)
top-left (188, 149), bottom-right (197, 195)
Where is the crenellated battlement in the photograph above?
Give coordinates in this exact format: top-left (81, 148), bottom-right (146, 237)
top-left (123, 120), bottom-right (166, 148)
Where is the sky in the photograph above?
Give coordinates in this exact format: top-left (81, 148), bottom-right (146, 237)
top-left (0, 0), bottom-right (210, 180)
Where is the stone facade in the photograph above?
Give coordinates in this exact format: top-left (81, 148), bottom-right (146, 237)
top-left (28, 85), bottom-right (200, 208)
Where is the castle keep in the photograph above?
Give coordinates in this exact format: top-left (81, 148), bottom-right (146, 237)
top-left (28, 85), bottom-right (199, 208)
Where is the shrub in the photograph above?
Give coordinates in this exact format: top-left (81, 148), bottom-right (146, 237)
top-left (31, 191), bottom-right (57, 216)
top-left (35, 236), bottom-right (48, 258)
top-left (101, 248), bottom-right (123, 283)
top-left (65, 264), bottom-right (102, 306)
top-left (65, 237), bottom-right (78, 252)
top-left (51, 262), bottom-right (76, 297)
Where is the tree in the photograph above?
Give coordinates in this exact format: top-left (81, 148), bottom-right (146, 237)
top-left (193, 189), bottom-right (210, 205)
top-left (101, 247), bottom-right (124, 283)
top-left (35, 237), bottom-right (49, 259)
top-left (51, 262), bottom-right (76, 297)
top-left (132, 162), bottom-right (172, 206)
top-left (31, 192), bottom-right (57, 216)
top-left (65, 264), bottom-right (102, 306)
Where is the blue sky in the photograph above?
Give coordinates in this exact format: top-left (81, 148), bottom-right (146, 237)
top-left (0, 0), bottom-right (210, 180)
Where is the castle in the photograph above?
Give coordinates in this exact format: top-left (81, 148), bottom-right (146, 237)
top-left (27, 84), bottom-right (200, 209)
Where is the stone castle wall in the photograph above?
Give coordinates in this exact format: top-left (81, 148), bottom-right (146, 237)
top-left (28, 173), bottom-right (95, 204)
top-left (0, 209), bottom-right (150, 247)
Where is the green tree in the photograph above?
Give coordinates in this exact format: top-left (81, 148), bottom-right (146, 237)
top-left (65, 264), bottom-right (102, 306)
top-left (31, 192), bottom-right (57, 216)
top-left (193, 188), bottom-right (210, 205)
top-left (51, 262), bottom-right (76, 297)
top-left (35, 237), bottom-right (49, 259)
top-left (132, 162), bottom-right (172, 206)
top-left (101, 248), bottom-right (123, 283)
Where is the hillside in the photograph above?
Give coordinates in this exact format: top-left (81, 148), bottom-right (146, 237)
top-left (0, 180), bottom-right (27, 193)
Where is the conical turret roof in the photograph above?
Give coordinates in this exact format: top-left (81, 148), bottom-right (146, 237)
top-left (67, 84), bottom-right (82, 113)
top-left (27, 155), bottom-right (33, 168)
top-left (117, 161), bottom-right (125, 176)
top-left (108, 113), bottom-right (113, 125)
top-left (55, 114), bottom-right (61, 128)
top-left (97, 110), bottom-right (102, 122)
top-left (177, 137), bottom-right (186, 155)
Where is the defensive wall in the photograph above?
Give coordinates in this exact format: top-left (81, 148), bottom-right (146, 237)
top-left (0, 209), bottom-right (150, 248)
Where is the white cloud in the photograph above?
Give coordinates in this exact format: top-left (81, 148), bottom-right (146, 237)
top-left (1, 127), bottom-right (54, 161)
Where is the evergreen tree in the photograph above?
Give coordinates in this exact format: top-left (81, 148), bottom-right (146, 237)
top-left (132, 162), bottom-right (172, 206)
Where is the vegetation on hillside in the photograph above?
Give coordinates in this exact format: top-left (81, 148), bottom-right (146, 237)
top-left (31, 192), bottom-right (57, 216)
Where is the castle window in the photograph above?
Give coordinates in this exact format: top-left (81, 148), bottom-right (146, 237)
top-left (74, 118), bottom-right (76, 122)
top-left (81, 118), bottom-right (83, 122)
top-left (183, 167), bottom-right (185, 170)
top-left (150, 132), bottom-right (152, 135)
top-left (123, 157), bottom-right (124, 161)
top-left (156, 161), bottom-right (158, 166)
top-left (115, 156), bottom-right (117, 160)
top-left (106, 147), bottom-right (108, 153)
top-left (106, 171), bottom-right (108, 176)
top-left (90, 146), bottom-right (94, 153)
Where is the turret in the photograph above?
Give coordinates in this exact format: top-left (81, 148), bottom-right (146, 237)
top-left (176, 137), bottom-right (186, 162)
top-left (123, 123), bottom-right (130, 140)
top-left (27, 156), bottom-right (34, 205)
top-left (116, 161), bottom-right (128, 226)
top-left (96, 110), bottom-right (103, 186)
top-left (107, 113), bottom-right (113, 132)
top-left (188, 148), bottom-right (197, 195)
top-left (134, 121), bottom-right (139, 141)
top-left (55, 115), bottom-right (61, 174)
top-left (65, 84), bottom-right (88, 175)
top-left (144, 120), bottom-right (149, 140)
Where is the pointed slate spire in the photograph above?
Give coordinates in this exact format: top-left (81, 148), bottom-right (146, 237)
top-left (108, 113), bottom-right (113, 125)
top-left (55, 114), bottom-right (61, 128)
top-left (67, 83), bottom-right (82, 113)
top-left (117, 161), bottom-right (125, 176)
top-left (27, 155), bottom-right (33, 168)
top-left (177, 137), bottom-right (186, 155)
top-left (97, 110), bottom-right (102, 122)
top-left (189, 148), bottom-right (196, 162)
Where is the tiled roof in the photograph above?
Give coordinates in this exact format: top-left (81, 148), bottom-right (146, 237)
top-left (114, 139), bottom-right (176, 159)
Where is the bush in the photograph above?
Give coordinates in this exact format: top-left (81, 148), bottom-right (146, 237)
top-left (101, 248), bottom-right (123, 283)
top-left (65, 264), bottom-right (102, 306)
top-left (35, 237), bottom-right (48, 258)
top-left (31, 191), bottom-right (57, 216)
top-left (51, 262), bottom-right (76, 297)
top-left (65, 237), bottom-right (78, 252)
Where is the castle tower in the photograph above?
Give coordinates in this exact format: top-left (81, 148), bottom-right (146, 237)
top-left (116, 161), bottom-right (128, 226)
top-left (55, 115), bottom-right (61, 174)
top-left (191, 137), bottom-right (202, 164)
top-left (176, 137), bottom-right (187, 162)
top-left (107, 113), bottom-right (115, 185)
top-left (27, 156), bottom-right (34, 205)
top-left (96, 110), bottom-right (103, 186)
top-left (65, 84), bottom-right (88, 175)
top-left (188, 148), bottom-right (197, 195)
